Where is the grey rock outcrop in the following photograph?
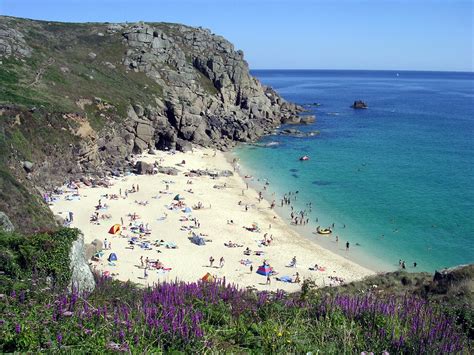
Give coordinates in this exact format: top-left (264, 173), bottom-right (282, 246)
top-left (69, 232), bottom-right (95, 293)
top-left (0, 212), bottom-right (15, 232)
top-left (119, 23), bottom-right (303, 153)
top-left (0, 26), bottom-right (32, 58)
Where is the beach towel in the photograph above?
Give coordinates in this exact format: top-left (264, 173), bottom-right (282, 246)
top-left (240, 259), bottom-right (252, 266)
top-left (164, 242), bottom-right (177, 249)
top-left (277, 276), bottom-right (293, 283)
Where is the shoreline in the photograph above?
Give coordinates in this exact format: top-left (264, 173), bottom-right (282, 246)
top-left (228, 148), bottom-right (395, 274)
top-left (49, 147), bottom-right (374, 292)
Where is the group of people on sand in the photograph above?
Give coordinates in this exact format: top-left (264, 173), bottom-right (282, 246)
top-left (209, 256), bottom-right (225, 268)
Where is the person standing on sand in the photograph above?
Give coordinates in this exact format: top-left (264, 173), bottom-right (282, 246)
top-left (144, 266), bottom-right (148, 278)
top-left (346, 241), bottom-right (350, 252)
top-left (209, 256), bottom-right (215, 267)
top-left (250, 265), bottom-right (253, 273)
top-left (266, 274), bottom-right (271, 285)
top-left (336, 235), bottom-right (339, 243)
top-left (219, 257), bottom-right (225, 268)
top-left (140, 256), bottom-right (144, 268)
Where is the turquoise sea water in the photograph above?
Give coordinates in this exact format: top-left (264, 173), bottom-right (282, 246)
top-left (234, 70), bottom-right (474, 272)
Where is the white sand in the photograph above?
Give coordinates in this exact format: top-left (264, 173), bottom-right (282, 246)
top-left (50, 148), bottom-right (374, 292)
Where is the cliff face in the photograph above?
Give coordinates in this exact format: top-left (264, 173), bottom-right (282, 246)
top-left (120, 23), bottom-right (300, 152)
top-left (0, 16), bottom-right (302, 232)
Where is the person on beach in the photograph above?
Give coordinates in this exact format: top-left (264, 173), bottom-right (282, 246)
top-left (294, 272), bottom-right (301, 283)
top-left (219, 257), bottom-right (225, 268)
top-left (209, 256), bottom-right (215, 267)
top-left (140, 256), bottom-right (144, 268)
top-left (250, 264), bottom-right (253, 273)
top-left (346, 242), bottom-right (350, 251)
top-left (266, 274), bottom-right (271, 285)
top-left (335, 235), bottom-right (339, 243)
top-left (144, 267), bottom-right (148, 278)
top-left (69, 211), bottom-right (74, 222)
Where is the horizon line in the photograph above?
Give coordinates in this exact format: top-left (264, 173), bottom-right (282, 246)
top-left (250, 68), bottom-right (474, 74)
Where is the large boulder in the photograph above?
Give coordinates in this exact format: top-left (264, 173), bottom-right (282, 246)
top-left (157, 166), bottom-right (179, 175)
top-left (300, 115), bottom-right (316, 124)
top-left (0, 212), bottom-right (15, 232)
top-left (68, 232), bottom-right (95, 293)
top-left (176, 138), bottom-right (193, 152)
top-left (135, 161), bottom-right (154, 175)
top-left (22, 161), bottom-right (34, 173)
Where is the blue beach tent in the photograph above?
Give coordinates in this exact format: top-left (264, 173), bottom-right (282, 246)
top-left (108, 253), bottom-right (118, 262)
top-left (190, 234), bottom-right (206, 246)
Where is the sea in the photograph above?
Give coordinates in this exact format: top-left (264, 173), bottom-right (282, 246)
top-left (234, 70), bottom-right (474, 272)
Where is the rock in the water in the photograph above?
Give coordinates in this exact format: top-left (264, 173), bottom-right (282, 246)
top-left (23, 161), bottom-right (34, 172)
top-left (68, 232), bottom-right (95, 293)
top-left (351, 100), bottom-right (368, 109)
top-left (278, 129), bottom-right (319, 138)
top-left (0, 212), bottom-right (15, 232)
top-left (300, 115), bottom-right (316, 124)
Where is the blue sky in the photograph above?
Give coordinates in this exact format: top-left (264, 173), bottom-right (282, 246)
top-left (1, 0), bottom-right (472, 71)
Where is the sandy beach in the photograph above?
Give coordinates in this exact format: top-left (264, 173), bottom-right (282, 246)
top-left (49, 148), bottom-right (374, 292)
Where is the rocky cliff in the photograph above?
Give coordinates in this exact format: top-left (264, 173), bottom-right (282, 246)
top-left (0, 16), bottom-right (302, 232)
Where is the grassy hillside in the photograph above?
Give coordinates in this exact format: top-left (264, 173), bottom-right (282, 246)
top-left (0, 17), bottom-right (167, 232)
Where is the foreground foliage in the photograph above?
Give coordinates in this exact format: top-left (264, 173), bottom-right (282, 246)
top-left (0, 228), bottom-right (79, 293)
top-left (0, 229), bottom-right (471, 352)
top-left (0, 275), bottom-right (471, 353)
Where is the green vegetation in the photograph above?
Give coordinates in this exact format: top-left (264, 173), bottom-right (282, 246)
top-left (0, 229), bottom-right (472, 353)
top-left (0, 228), bottom-right (80, 293)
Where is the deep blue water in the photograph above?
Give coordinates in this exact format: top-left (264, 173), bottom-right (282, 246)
top-left (234, 70), bottom-right (474, 272)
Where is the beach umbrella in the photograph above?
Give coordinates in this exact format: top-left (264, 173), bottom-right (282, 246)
top-left (183, 206), bottom-right (192, 213)
top-left (256, 264), bottom-right (273, 276)
top-left (173, 194), bottom-right (181, 201)
top-left (108, 224), bottom-right (121, 235)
